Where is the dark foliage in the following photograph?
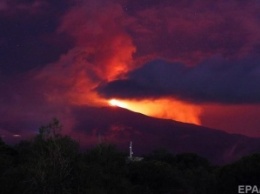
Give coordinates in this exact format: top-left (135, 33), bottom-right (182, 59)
top-left (0, 119), bottom-right (259, 194)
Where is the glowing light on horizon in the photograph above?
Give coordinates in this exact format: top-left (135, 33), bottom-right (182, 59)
top-left (108, 98), bottom-right (201, 125)
top-left (109, 99), bottom-right (128, 109)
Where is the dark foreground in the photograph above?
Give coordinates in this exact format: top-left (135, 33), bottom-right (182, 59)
top-left (1, 119), bottom-right (260, 194)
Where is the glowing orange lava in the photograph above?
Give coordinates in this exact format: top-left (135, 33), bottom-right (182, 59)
top-left (108, 98), bottom-right (201, 125)
top-left (109, 99), bottom-right (128, 108)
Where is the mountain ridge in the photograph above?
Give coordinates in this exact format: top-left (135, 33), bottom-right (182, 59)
top-left (70, 105), bottom-right (260, 164)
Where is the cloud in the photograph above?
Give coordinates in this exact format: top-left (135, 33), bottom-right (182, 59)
top-left (58, 0), bottom-right (136, 80)
top-left (126, 0), bottom-right (260, 64)
top-left (0, 0), bottom-right (137, 140)
top-left (0, 1), bottom-right (8, 11)
top-left (0, 0), bottom-right (49, 15)
top-left (33, 0), bottom-right (136, 105)
top-left (97, 55), bottom-right (260, 104)
top-left (2, 0), bottom-right (259, 99)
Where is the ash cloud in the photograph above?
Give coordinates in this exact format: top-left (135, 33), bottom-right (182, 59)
top-left (98, 55), bottom-right (260, 104)
top-left (126, 0), bottom-right (260, 65)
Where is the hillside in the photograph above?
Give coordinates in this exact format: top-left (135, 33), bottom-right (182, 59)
top-left (70, 106), bottom-right (260, 164)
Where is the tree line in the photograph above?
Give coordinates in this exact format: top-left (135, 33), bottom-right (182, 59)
top-left (1, 119), bottom-right (260, 194)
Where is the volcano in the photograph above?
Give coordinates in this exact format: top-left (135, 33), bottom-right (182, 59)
top-left (69, 106), bottom-right (260, 164)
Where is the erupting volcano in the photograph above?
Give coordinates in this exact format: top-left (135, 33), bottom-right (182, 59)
top-left (0, 0), bottom-right (260, 153)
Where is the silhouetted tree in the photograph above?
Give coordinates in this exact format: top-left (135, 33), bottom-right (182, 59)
top-left (17, 118), bottom-right (79, 194)
top-left (216, 154), bottom-right (260, 194)
top-left (74, 143), bottom-right (131, 194)
top-left (0, 137), bottom-right (19, 194)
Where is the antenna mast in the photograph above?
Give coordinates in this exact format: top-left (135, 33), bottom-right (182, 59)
top-left (129, 141), bottom-right (133, 159)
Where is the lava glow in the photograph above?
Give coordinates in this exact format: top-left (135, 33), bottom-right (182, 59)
top-left (39, 1), bottom-right (203, 126)
top-left (109, 99), bottom-right (128, 108)
top-left (108, 98), bottom-right (202, 125)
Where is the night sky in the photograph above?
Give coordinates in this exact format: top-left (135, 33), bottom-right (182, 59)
top-left (0, 0), bottom-right (260, 142)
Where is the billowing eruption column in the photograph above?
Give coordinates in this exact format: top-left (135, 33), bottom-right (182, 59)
top-left (36, 0), bottom-right (136, 105)
top-left (35, 0), bottom-right (203, 124)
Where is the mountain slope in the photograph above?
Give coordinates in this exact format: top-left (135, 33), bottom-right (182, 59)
top-left (71, 106), bottom-right (260, 164)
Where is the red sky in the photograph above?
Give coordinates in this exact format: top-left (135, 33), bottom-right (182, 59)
top-left (0, 0), bottom-right (259, 142)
